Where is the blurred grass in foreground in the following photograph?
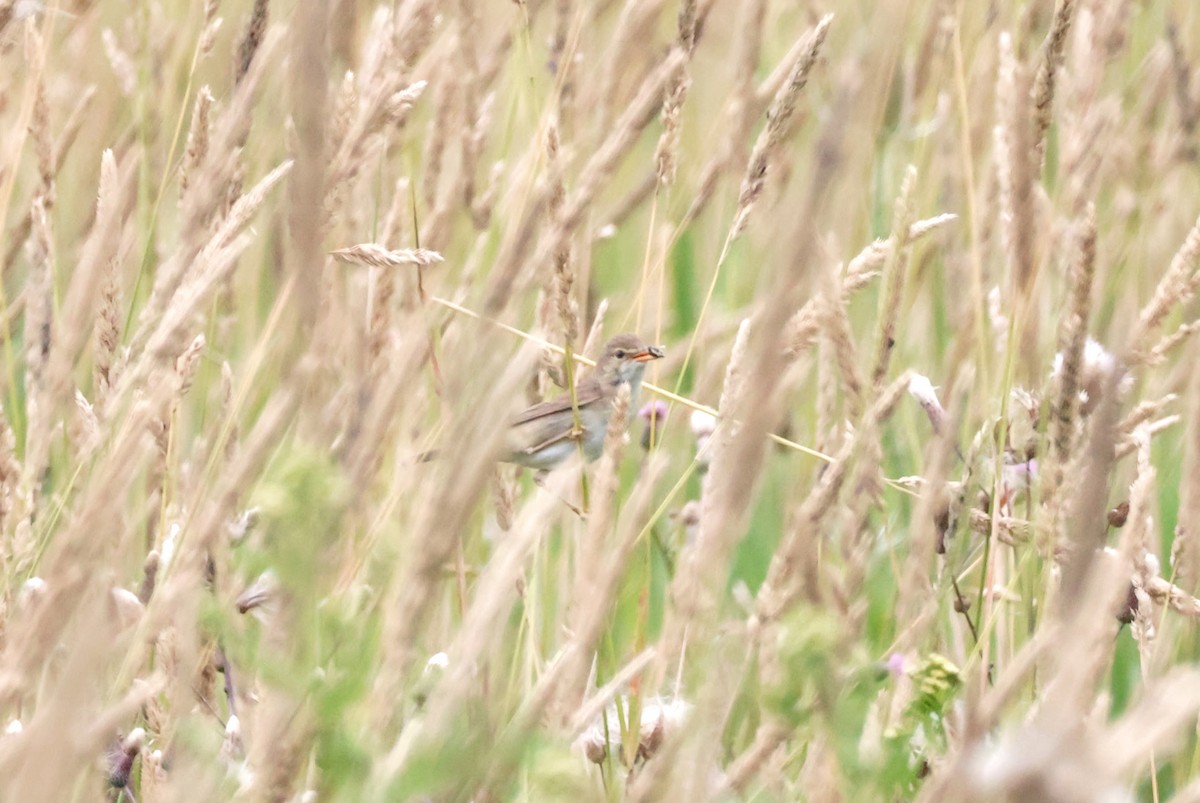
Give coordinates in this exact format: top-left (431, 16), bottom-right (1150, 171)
top-left (0, 1), bottom-right (1200, 801)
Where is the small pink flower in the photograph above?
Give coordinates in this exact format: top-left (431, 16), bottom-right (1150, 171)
top-left (639, 400), bottom-right (668, 423)
top-left (640, 401), bottom-right (669, 450)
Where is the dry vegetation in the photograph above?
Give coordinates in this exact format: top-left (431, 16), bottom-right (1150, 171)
top-left (2, 0), bottom-right (1200, 800)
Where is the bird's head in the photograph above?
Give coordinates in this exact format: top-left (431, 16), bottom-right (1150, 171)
top-left (596, 334), bottom-right (665, 389)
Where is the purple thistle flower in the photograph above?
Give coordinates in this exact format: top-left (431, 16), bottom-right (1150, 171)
top-left (640, 401), bottom-right (669, 449)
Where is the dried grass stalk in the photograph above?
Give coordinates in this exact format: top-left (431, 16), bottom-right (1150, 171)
top-left (582, 298), bottom-right (608, 358)
top-left (967, 508), bottom-right (1034, 545)
top-left (101, 28), bottom-right (136, 97)
top-left (461, 89), bottom-right (495, 223)
top-left (329, 243), bottom-right (444, 269)
top-left (721, 720), bottom-right (792, 796)
top-left (596, 0), bottom-right (668, 117)
top-left (1119, 394), bottom-right (1176, 436)
top-left (486, 48), bottom-right (687, 312)
top-left (1121, 428), bottom-right (1158, 670)
top-left (376, 347), bottom-right (533, 712)
top-left (551, 386), bottom-right (636, 710)
top-left (1047, 205), bottom-right (1097, 483)
top-left (422, 57), bottom-right (458, 212)
top-left (0, 410), bottom-right (21, 541)
top-left (995, 31), bottom-right (1038, 299)
top-left (46, 149), bottom-right (128, 413)
top-left (870, 165), bottom-right (918, 391)
top-left (676, 0), bottom-right (767, 228)
top-left (1166, 21), bottom-right (1199, 161)
top-left (180, 86), bottom-right (214, 200)
top-left (1058, 367), bottom-right (1123, 602)
top-left (546, 123), bottom-right (579, 346)
top-left (561, 48), bottom-right (688, 238)
top-left (175, 334), bottom-right (205, 398)
top-left (156, 32), bottom-right (281, 315)
top-left (1177, 341), bottom-right (1200, 590)
top-left (1145, 575), bottom-right (1200, 618)
top-left (1114, 415), bottom-right (1180, 458)
top-left (2, 85), bottom-right (97, 273)
top-left (336, 76), bottom-right (426, 183)
top-left (286, 0), bottom-right (330, 335)
top-left (235, 0), bottom-right (269, 85)
top-left (23, 198), bottom-right (53, 385)
top-left (1031, 0), bottom-right (1077, 161)
top-left (1127, 213), bottom-right (1200, 361)
top-left (21, 198), bottom-right (54, 494)
top-left (324, 30), bottom-right (427, 221)
top-left (784, 213), bottom-right (956, 359)
top-left (408, 474), bottom-right (570, 776)
top-left (730, 14), bottom-right (833, 240)
top-left (821, 269), bottom-right (864, 422)
top-left (670, 319), bottom-right (751, 635)
top-left (198, 3), bottom-right (223, 57)
top-left (815, 324), bottom-right (838, 455)
top-left (755, 372), bottom-right (912, 627)
top-left (29, 62), bottom-right (50, 203)
top-left (655, 66), bottom-right (690, 188)
top-left (1146, 319), bottom-right (1200, 365)
top-left (140, 160), bottom-right (293, 364)
top-left (653, 0), bottom-right (699, 188)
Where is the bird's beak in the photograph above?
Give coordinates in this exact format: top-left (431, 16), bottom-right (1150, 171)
top-left (633, 346), bottom-right (666, 363)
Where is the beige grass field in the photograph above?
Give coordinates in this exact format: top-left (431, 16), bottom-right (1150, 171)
top-left (1, 0), bottom-right (1200, 800)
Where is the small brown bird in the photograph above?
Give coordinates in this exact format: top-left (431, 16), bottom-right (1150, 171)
top-left (505, 334), bottom-right (665, 470)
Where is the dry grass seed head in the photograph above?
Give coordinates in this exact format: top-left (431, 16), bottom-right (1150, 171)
top-left (235, 0), bottom-right (269, 84)
top-left (655, 66), bottom-right (689, 188)
top-left (1146, 319), bottom-right (1200, 365)
top-left (1047, 204), bottom-right (1097, 488)
top-left (995, 32), bottom-right (1038, 301)
top-left (101, 28), bottom-right (136, 97)
top-left (1128, 212), bottom-right (1200, 361)
top-left (2, 83), bottom-right (97, 273)
top-left (1031, 0), bottom-right (1077, 161)
top-left (545, 122), bottom-right (579, 345)
top-left (1165, 21), bottom-right (1199, 161)
top-left (665, 317), bottom-right (752, 658)
top-left (180, 86), bottom-right (214, 200)
top-left (756, 371), bottom-right (912, 628)
top-left (1175, 338), bottom-right (1200, 590)
top-left (141, 160), bottom-right (293, 365)
top-left (485, 47), bottom-right (687, 313)
top-left (815, 320), bottom-right (839, 455)
top-left (28, 57), bottom-right (50, 202)
top-left (0, 411), bottom-right (21, 540)
top-left (24, 197), bottom-right (53, 387)
top-left (329, 243), bottom-right (444, 269)
top-left (46, 149), bottom-right (128, 416)
top-left (730, 13), bottom-right (833, 240)
top-left (675, 0), bottom-right (766, 230)
top-left (783, 213), bottom-right (955, 360)
top-left (821, 269), bottom-right (864, 422)
top-left (421, 52), bottom-right (459, 212)
top-left (870, 164), bottom-right (918, 391)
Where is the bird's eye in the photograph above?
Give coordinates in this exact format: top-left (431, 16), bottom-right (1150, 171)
top-left (614, 349), bottom-right (626, 359)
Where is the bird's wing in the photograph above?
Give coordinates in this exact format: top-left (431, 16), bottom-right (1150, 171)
top-left (510, 379), bottom-right (604, 426)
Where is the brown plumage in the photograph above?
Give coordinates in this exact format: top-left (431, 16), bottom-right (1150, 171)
top-left (505, 334), bottom-right (664, 469)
